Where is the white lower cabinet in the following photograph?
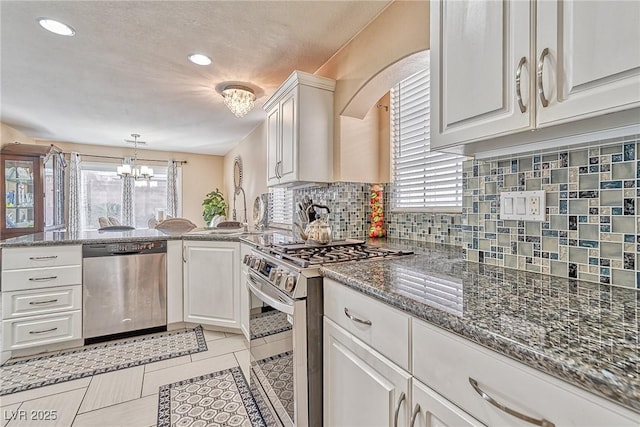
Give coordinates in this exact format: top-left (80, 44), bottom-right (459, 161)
top-left (166, 240), bottom-right (184, 325)
top-left (412, 318), bottom-right (638, 427)
top-left (410, 380), bottom-right (483, 427)
top-left (1, 245), bottom-right (82, 353)
top-left (183, 241), bottom-right (240, 330)
top-left (239, 243), bottom-right (251, 340)
top-left (323, 317), bottom-right (411, 427)
top-left (324, 281), bottom-right (639, 427)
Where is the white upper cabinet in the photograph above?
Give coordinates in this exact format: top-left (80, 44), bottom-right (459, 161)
top-left (431, 0), bottom-right (532, 148)
top-left (264, 70), bottom-right (335, 186)
top-left (536, 0), bottom-right (640, 126)
top-left (431, 0), bottom-right (640, 152)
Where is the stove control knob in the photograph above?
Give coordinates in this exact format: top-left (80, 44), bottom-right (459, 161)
top-left (274, 270), bottom-right (284, 285)
top-left (268, 268), bottom-right (278, 281)
top-left (243, 254), bottom-right (251, 266)
top-left (284, 274), bottom-right (296, 292)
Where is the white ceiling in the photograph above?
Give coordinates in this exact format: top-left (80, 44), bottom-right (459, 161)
top-left (1, 1), bottom-right (391, 155)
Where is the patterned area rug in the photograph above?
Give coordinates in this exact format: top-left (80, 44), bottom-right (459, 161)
top-left (250, 310), bottom-right (292, 340)
top-left (157, 367), bottom-right (267, 427)
top-left (0, 326), bottom-right (207, 396)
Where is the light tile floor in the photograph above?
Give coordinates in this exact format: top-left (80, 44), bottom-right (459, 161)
top-left (0, 330), bottom-right (250, 427)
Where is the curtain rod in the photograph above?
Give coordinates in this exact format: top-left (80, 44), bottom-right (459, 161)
top-left (63, 152), bottom-right (187, 165)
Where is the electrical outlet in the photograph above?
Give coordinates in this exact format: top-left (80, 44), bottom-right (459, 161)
top-left (500, 190), bottom-right (546, 221)
top-left (529, 196), bottom-right (540, 215)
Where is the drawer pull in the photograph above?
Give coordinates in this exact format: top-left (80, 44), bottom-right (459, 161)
top-left (409, 403), bottom-right (420, 427)
top-left (393, 392), bottom-right (405, 427)
top-left (29, 327), bottom-right (58, 335)
top-left (28, 276), bottom-right (58, 282)
top-left (469, 378), bottom-right (555, 427)
top-left (29, 299), bottom-right (59, 305)
top-left (344, 308), bottom-right (372, 326)
top-left (29, 255), bottom-right (58, 260)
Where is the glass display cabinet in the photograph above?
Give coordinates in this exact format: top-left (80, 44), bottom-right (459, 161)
top-left (1, 143), bottom-right (65, 240)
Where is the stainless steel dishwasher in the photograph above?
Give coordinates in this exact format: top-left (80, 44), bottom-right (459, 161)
top-left (82, 240), bottom-right (167, 341)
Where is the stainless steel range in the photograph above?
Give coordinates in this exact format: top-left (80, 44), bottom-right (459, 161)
top-left (243, 236), bottom-right (412, 426)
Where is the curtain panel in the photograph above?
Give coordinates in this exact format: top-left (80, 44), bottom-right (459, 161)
top-left (67, 152), bottom-right (81, 233)
top-left (167, 160), bottom-right (178, 218)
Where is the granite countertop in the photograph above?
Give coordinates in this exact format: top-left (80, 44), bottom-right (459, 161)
top-left (0, 228), bottom-right (249, 247)
top-left (321, 241), bottom-right (639, 414)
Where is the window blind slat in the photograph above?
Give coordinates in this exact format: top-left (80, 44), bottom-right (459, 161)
top-left (391, 65), bottom-right (467, 210)
top-left (269, 187), bottom-right (293, 224)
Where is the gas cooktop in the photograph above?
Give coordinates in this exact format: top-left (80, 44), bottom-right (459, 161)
top-left (264, 238), bottom-right (413, 268)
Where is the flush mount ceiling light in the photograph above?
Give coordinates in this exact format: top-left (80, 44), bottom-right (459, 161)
top-left (222, 85), bottom-right (256, 118)
top-left (188, 53), bottom-right (212, 66)
top-left (37, 18), bottom-right (75, 36)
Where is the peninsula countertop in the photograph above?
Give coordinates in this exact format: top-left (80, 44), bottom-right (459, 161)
top-left (320, 241), bottom-right (639, 414)
top-left (0, 228), bottom-right (249, 247)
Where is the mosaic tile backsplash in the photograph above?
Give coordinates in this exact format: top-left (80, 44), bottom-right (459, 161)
top-left (462, 135), bottom-right (640, 288)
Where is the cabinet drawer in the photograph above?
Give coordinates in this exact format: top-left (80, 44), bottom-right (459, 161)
top-left (2, 265), bottom-right (82, 292)
top-left (2, 245), bottom-right (81, 270)
top-left (324, 278), bottom-right (410, 370)
top-left (2, 310), bottom-right (82, 351)
top-left (412, 319), bottom-right (638, 426)
top-left (2, 285), bottom-right (82, 319)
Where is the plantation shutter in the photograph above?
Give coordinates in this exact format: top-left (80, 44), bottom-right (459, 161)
top-left (391, 67), bottom-right (466, 211)
top-left (269, 187), bottom-right (293, 225)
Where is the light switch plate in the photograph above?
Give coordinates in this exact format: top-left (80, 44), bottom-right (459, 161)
top-left (500, 191), bottom-right (546, 221)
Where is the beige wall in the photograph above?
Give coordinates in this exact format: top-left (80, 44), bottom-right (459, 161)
top-left (1, 124), bottom-right (36, 145)
top-left (316, 0), bottom-right (429, 182)
top-left (1, 123), bottom-right (224, 227)
top-left (222, 122), bottom-right (268, 229)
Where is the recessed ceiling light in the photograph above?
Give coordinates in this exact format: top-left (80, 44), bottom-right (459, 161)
top-left (188, 54), bottom-right (212, 66)
top-left (38, 18), bottom-right (75, 36)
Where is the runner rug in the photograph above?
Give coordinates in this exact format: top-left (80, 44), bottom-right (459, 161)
top-left (0, 326), bottom-right (207, 396)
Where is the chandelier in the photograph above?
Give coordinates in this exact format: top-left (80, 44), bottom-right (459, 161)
top-left (222, 85), bottom-right (256, 118)
top-left (117, 134), bottom-right (154, 180)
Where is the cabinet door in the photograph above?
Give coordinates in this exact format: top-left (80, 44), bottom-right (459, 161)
top-left (183, 242), bottom-right (240, 329)
top-left (2, 155), bottom-right (42, 239)
top-left (536, 0), bottom-right (640, 127)
top-left (430, 0), bottom-right (532, 149)
top-left (279, 87), bottom-right (298, 184)
top-left (411, 380), bottom-right (484, 427)
top-left (324, 317), bottom-right (411, 427)
top-left (267, 105), bottom-right (280, 186)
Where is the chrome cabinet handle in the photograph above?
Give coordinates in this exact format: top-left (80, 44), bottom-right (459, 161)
top-left (29, 299), bottom-right (59, 305)
top-left (28, 276), bottom-right (58, 282)
top-left (409, 403), bottom-right (421, 427)
top-left (393, 392), bottom-right (406, 427)
top-left (469, 378), bottom-right (555, 427)
top-left (182, 246), bottom-right (187, 263)
top-left (344, 308), bottom-right (372, 326)
top-left (536, 48), bottom-right (550, 108)
top-left (515, 56), bottom-right (527, 113)
top-left (29, 255), bottom-right (58, 260)
top-left (29, 327), bottom-right (58, 335)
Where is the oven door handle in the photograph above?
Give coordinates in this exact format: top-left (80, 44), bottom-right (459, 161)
top-left (247, 273), bottom-right (295, 315)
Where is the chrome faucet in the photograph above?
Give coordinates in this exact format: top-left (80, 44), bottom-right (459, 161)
top-left (232, 186), bottom-right (248, 231)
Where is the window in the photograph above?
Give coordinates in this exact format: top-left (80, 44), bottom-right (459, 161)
top-left (80, 162), bottom-right (175, 230)
top-left (269, 187), bottom-right (293, 226)
top-left (390, 66), bottom-right (467, 211)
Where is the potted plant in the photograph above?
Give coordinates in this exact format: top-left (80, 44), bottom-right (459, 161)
top-left (202, 188), bottom-right (228, 225)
